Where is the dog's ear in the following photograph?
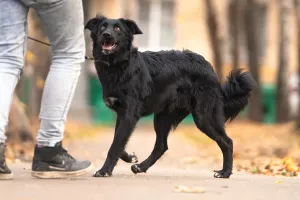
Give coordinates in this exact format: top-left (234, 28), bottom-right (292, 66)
top-left (85, 15), bottom-right (107, 31)
top-left (121, 19), bottom-right (143, 35)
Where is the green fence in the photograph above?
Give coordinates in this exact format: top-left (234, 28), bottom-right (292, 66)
top-left (241, 84), bottom-right (276, 124)
top-left (88, 76), bottom-right (116, 125)
top-left (262, 84), bottom-right (276, 124)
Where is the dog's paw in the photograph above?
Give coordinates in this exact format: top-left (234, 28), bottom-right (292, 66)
top-left (120, 152), bottom-right (139, 163)
top-left (129, 152), bottom-right (138, 163)
top-left (93, 170), bottom-right (112, 177)
top-left (131, 164), bottom-right (145, 174)
top-left (213, 170), bottom-right (232, 178)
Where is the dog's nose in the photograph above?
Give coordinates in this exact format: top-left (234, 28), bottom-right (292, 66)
top-left (102, 32), bottom-right (111, 37)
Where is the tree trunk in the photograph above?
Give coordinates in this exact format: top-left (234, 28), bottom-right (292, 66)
top-left (245, 0), bottom-right (264, 122)
top-left (276, 0), bottom-right (292, 123)
top-left (83, 0), bottom-right (94, 69)
top-left (205, 0), bottom-right (223, 81)
top-left (295, 0), bottom-right (300, 129)
top-left (83, 0), bottom-right (90, 23)
top-left (228, 0), bottom-right (241, 70)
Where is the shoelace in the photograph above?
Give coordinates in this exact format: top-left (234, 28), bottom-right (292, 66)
top-left (59, 148), bottom-right (75, 161)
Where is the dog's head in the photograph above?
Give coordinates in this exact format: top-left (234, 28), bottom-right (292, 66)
top-left (85, 15), bottom-right (143, 56)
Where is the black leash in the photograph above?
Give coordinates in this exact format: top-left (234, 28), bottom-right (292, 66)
top-left (28, 36), bottom-right (95, 61)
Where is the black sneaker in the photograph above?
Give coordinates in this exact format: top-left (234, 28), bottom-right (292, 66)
top-left (0, 143), bottom-right (13, 180)
top-left (31, 142), bottom-right (93, 179)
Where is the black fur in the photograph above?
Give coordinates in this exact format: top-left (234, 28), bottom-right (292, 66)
top-left (85, 15), bottom-right (255, 178)
top-left (222, 69), bottom-right (256, 122)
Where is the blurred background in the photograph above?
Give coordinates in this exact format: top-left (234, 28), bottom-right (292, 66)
top-left (6, 0), bottom-right (300, 176)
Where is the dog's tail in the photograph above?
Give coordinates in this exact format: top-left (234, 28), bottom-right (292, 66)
top-left (222, 69), bottom-right (256, 122)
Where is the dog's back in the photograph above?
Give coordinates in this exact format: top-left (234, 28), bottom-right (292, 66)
top-left (135, 49), bottom-right (221, 116)
top-left (140, 49), bottom-right (218, 84)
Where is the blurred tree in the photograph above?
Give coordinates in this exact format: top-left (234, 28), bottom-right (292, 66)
top-left (205, 0), bottom-right (223, 81)
top-left (83, 0), bottom-right (96, 70)
top-left (244, 0), bottom-right (264, 122)
top-left (276, 0), bottom-right (292, 123)
top-left (83, 0), bottom-right (91, 56)
top-left (295, 0), bottom-right (300, 129)
top-left (228, 0), bottom-right (242, 70)
top-left (83, 0), bottom-right (90, 23)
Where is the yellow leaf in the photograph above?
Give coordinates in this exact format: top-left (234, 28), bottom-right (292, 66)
top-left (275, 180), bottom-right (282, 184)
top-left (173, 185), bottom-right (205, 193)
top-left (282, 157), bottom-right (295, 166)
top-left (287, 165), bottom-right (298, 172)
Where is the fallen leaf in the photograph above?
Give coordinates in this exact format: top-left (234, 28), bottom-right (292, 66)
top-left (179, 121), bottom-right (300, 177)
top-left (173, 185), bottom-right (205, 193)
top-left (275, 180), bottom-right (282, 184)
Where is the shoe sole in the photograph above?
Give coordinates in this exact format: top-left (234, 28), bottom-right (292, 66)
top-left (0, 173), bottom-right (13, 180)
top-left (31, 164), bottom-right (94, 179)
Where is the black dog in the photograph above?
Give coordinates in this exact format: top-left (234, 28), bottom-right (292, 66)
top-left (85, 15), bottom-right (255, 178)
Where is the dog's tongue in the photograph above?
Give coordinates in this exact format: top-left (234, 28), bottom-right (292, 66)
top-left (103, 42), bottom-right (113, 50)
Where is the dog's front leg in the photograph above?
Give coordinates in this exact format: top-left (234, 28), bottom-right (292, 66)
top-left (94, 116), bottom-right (138, 177)
top-left (114, 117), bottom-right (138, 164)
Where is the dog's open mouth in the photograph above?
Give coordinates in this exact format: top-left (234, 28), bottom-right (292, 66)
top-left (101, 41), bottom-right (117, 54)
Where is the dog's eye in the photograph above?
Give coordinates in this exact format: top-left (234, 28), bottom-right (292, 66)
top-left (115, 26), bottom-right (121, 32)
top-left (100, 26), bottom-right (106, 31)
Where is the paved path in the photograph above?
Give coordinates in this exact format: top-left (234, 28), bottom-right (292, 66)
top-left (1, 129), bottom-right (300, 200)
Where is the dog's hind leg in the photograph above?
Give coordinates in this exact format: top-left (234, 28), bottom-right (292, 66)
top-left (131, 110), bottom-right (188, 174)
top-left (192, 100), bottom-right (233, 178)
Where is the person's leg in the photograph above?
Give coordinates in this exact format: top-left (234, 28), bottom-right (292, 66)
top-left (0, 0), bottom-right (29, 180)
top-left (32, 0), bottom-right (85, 147)
top-left (27, 0), bottom-right (92, 178)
